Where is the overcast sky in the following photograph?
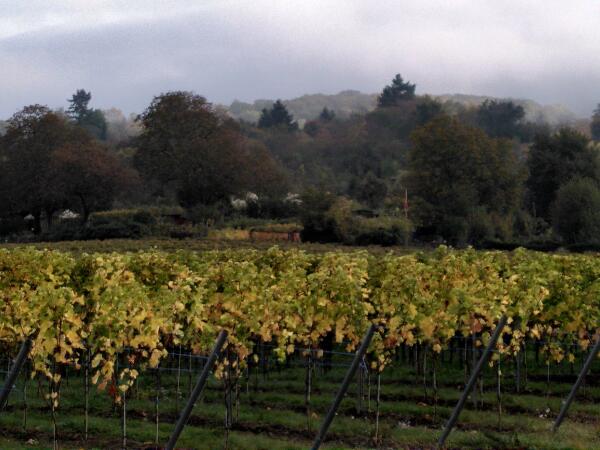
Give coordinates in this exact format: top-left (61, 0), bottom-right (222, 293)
top-left (2, 0), bottom-right (600, 118)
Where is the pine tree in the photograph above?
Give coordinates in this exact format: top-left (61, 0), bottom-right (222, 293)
top-left (377, 74), bottom-right (416, 107)
top-left (258, 100), bottom-right (297, 131)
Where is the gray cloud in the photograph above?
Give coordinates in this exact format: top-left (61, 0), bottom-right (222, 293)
top-left (2, 0), bottom-right (600, 118)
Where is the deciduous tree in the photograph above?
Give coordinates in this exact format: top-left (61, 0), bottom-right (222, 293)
top-left (134, 91), bottom-right (285, 209)
top-left (406, 115), bottom-right (524, 243)
top-left (527, 128), bottom-right (600, 220)
top-left (1, 105), bottom-right (75, 231)
top-left (552, 177), bottom-right (600, 244)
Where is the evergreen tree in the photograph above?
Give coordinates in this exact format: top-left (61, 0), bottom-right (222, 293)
top-left (67, 89), bottom-right (107, 140)
top-left (258, 100), bottom-right (297, 131)
top-left (67, 89), bottom-right (92, 122)
top-left (319, 107), bottom-right (335, 121)
top-left (377, 74), bottom-right (416, 107)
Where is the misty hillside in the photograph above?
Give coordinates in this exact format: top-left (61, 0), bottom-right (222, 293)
top-left (224, 90), bottom-right (377, 125)
top-left (224, 91), bottom-right (581, 126)
top-left (437, 94), bottom-right (580, 125)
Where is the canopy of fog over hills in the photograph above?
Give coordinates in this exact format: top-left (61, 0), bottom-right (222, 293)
top-left (2, 1), bottom-right (600, 119)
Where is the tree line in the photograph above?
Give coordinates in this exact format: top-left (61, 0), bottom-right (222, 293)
top-left (1, 75), bottom-right (599, 247)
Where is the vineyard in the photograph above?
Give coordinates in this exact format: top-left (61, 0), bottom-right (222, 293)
top-left (0, 245), bottom-right (599, 449)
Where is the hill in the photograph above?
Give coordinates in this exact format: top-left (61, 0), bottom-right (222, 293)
top-left (224, 90), bottom-right (377, 125)
top-left (223, 91), bottom-right (582, 127)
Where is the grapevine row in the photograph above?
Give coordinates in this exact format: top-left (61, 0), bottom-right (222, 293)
top-left (0, 246), bottom-right (598, 405)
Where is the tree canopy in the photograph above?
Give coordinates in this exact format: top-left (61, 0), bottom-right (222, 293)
top-left (552, 177), bottom-right (600, 244)
top-left (0, 105), bottom-right (128, 231)
top-left (134, 91), bottom-right (286, 209)
top-left (527, 128), bottom-right (600, 220)
top-left (405, 115), bottom-right (523, 243)
top-left (476, 100), bottom-right (525, 139)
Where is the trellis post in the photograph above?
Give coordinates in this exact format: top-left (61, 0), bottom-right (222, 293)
top-left (437, 316), bottom-right (507, 448)
top-left (311, 324), bottom-right (376, 450)
top-left (553, 334), bottom-right (600, 432)
top-left (0, 338), bottom-right (32, 411)
top-left (165, 330), bottom-right (228, 450)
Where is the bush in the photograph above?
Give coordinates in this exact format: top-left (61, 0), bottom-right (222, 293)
top-left (86, 211), bottom-right (148, 239)
top-left (186, 202), bottom-right (229, 227)
top-left (552, 178), bottom-right (600, 244)
top-left (437, 216), bottom-right (470, 246)
top-left (300, 189), bottom-right (338, 242)
top-left (315, 197), bottom-right (413, 246)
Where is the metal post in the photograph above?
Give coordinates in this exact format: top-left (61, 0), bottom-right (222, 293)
top-left (165, 330), bottom-right (228, 450)
top-left (311, 324), bottom-right (376, 450)
top-left (0, 338), bottom-right (32, 411)
top-left (553, 335), bottom-right (600, 432)
top-left (437, 316), bottom-right (507, 448)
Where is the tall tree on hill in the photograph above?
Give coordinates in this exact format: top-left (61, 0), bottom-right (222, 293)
top-left (67, 89), bottom-right (92, 122)
top-left (258, 100), bottom-right (298, 131)
top-left (67, 89), bottom-right (107, 140)
top-left (377, 74), bottom-right (416, 107)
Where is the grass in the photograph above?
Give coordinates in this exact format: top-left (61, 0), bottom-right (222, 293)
top-left (1, 346), bottom-right (600, 449)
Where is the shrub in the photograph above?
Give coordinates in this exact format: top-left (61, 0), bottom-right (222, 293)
top-left (300, 189), bottom-right (338, 242)
top-left (325, 197), bottom-right (413, 246)
top-left (86, 211), bottom-right (147, 239)
top-left (186, 202), bottom-right (229, 227)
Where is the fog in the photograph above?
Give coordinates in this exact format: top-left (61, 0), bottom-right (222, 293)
top-left (2, 0), bottom-right (600, 117)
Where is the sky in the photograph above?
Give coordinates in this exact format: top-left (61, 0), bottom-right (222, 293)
top-left (2, 0), bottom-right (600, 118)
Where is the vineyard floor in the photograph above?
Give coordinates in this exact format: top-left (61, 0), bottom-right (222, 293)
top-left (1, 348), bottom-right (600, 449)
